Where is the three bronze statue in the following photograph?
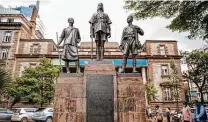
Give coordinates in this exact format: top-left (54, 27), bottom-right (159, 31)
top-left (58, 3), bottom-right (144, 73)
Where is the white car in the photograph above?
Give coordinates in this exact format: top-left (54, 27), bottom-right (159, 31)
top-left (11, 108), bottom-right (37, 122)
top-left (32, 108), bottom-right (53, 122)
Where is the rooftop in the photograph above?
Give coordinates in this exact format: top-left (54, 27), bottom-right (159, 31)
top-left (0, 7), bottom-right (20, 14)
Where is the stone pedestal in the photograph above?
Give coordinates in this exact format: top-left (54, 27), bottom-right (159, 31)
top-left (53, 61), bottom-right (146, 122)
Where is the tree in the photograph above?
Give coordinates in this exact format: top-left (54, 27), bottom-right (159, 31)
top-left (14, 58), bottom-right (60, 107)
top-left (124, 1), bottom-right (208, 41)
top-left (183, 49), bottom-right (208, 103)
top-left (0, 66), bottom-right (12, 106)
top-left (169, 60), bottom-right (183, 112)
top-left (145, 82), bottom-right (158, 104)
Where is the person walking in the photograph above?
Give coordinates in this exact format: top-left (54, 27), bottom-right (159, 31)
top-left (181, 102), bottom-right (192, 122)
top-left (194, 100), bottom-right (207, 122)
top-left (146, 105), bottom-right (152, 119)
top-left (166, 107), bottom-right (171, 122)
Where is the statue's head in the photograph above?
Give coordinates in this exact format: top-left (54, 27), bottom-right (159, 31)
top-left (97, 3), bottom-right (104, 12)
top-left (68, 18), bottom-right (74, 25)
top-left (127, 15), bottom-right (133, 23)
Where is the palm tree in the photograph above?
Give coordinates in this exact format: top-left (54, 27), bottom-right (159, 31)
top-left (145, 83), bottom-right (158, 104)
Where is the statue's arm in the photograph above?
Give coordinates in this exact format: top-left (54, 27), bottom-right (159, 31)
top-left (58, 28), bottom-right (65, 45)
top-left (135, 25), bottom-right (144, 36)
top-left (119, 28), bottom-right (126, 50)
top-left (89, 13), bottom-right (96, 38)
top-left (76, 29), bottom-right (81, 43)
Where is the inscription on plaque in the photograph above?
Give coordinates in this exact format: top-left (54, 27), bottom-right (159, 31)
top-left (86, 75), bottom-right (114, 122)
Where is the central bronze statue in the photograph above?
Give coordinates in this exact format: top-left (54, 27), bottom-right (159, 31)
top-left (89, 3), bottom-right (112, 61)
top-left (119, 15), bottom-right (144, 73)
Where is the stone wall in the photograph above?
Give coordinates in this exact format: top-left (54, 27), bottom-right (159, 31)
top-left (117, 74), bottom-right (146, 122)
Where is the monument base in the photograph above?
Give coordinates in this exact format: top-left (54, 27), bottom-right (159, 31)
top-left (53, 62), bottom-right (146, 122)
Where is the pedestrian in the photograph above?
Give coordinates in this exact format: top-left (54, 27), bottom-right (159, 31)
top-left (156, 112), bottom-right (163, 122)
top-left (156, 105), bottom-right (162, 115)
top-left (146, 105), bottom-right (152, 119)
top-left (181, 102), bottom-right (192, 122)
top-left (166, 107), bottom-right (171, 122)
top-left (194, 100), bottom-right (207, 122)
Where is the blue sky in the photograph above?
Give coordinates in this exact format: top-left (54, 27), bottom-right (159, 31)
top-left (0, 0), bottom-right (206, 51)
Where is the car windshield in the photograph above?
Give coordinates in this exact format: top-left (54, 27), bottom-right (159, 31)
top-left (14, 109), bottom-right (21, 113)
top-left (35, 108), bottom-right (45, 112)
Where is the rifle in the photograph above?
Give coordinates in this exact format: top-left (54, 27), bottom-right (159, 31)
top-left (56, 32), bottom-right (62, 71)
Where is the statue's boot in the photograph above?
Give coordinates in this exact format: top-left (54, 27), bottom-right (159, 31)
top-left (132, 58), bottom-right (137, 73)
top-left (76, 60), bottom-right (81, 73)
top-left (119, 57), bottom-right (127, 73)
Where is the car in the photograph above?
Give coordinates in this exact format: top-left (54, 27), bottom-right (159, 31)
top-left (0, 108), bottom-right (14, 122)
top-left (32, 108), bottom-right (53, 122)
top-left (11, 108), bottom-right (37, 122)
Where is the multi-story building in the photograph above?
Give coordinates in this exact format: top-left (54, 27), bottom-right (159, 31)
top-left (12, 0), bottom-right (45, 39)
top-left (0, 6), bottom-right (40, 74)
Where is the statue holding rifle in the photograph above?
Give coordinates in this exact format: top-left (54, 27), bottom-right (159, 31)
top-left (58, 18), bottom-right (81, 73)
top-left (89, 3), bottom-right (112, 61)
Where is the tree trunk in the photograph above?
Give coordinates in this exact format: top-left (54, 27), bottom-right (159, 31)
top-left (199, 89), bottom-right (204, 104)
top-left (41, 102), bottom-right (43, 107)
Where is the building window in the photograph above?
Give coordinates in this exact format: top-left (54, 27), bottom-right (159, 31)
top-left (161, 65), bottom-right (169, 76)
top-left (7, 18), bottom-right (14, 22)
top-left (33, 45), bottom-right (39, 54)
top-left (3, 31), bottom-right (12, 42)
top-left (0, 48), bottom-right (9, 59)
top-left (164, 88), bottom-right (171, 101)
top-left (160, 45), bottom-right (165, 55)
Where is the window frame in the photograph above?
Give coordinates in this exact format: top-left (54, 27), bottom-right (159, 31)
top-left (3, 31), bottom-right (12, 43)
top-left (0, 47), bottom-right (9, 59)
top-left (159, 45), bottom-right (166, 55)
top-left (164, 87), bottom-right (172, 101)
top-left (7, 18), bottom-right (14, 22)
top-left (161, 64), bottom-right (169, 76)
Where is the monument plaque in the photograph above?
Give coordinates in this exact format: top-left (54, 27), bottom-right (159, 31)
top-left (86, 74), bottom-right (114, 122)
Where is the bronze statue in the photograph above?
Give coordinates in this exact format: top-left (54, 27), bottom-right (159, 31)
top-left (89, 3), bottom-right (112, 61)
top-left (119, 15), bottom-right (144, 73)
top-left (58, 18), bottom-right (81, 73)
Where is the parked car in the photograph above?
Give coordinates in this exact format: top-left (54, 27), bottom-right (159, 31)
top-left (32, 108), bottom-right (53, 122)
top-left (0, 108), bottom-right (14, 121)
top-left (11, 108), bottom-right (37, 122)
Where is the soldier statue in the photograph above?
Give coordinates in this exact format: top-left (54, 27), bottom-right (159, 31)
top-left (119, 15), bottom-right (144, 73)
top-left (58, 18), bottom-right (81, 73)
top-left (89, 3), bottom-right (112, 61)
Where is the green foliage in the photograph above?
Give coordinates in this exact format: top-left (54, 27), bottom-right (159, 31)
top-left (124, 1), bottom-right (208, 41)
top-left (0, 66), bottom-right (12, 104)
top-left (183, 49), bottom-right (208, 103)
top-left (145, 83), bottom-right (158, 103)
top-left (14, 58), bottom-right (60, 107)
top-left (169, 60), bottom-right (182, 101)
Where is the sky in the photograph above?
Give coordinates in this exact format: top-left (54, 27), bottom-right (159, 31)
top-left (0, 0), bottom-right (206, 51)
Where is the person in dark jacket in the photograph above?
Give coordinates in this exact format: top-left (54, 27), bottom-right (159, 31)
top-left (194, 100), bottom-right (207, 122)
